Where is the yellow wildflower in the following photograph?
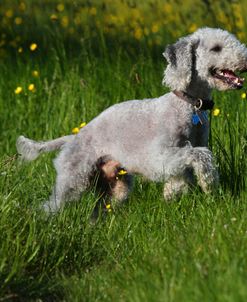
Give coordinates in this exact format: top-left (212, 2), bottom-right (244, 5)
top-left (32, 70), bottom-right (39, 77)
top-left (89, 7), bottom-right (97, 16)
top-left (28, 84), bottom-right (35, 92)
top-left (19, 2), bottom-right (26, 11)
top-left (188, 24), bottom-right (197, 33)
top-left (30, 43), bottom-right (38, 51)
top-left (241, 92), bottom-right (246, 99)
top-left (163, 3), bottom-right (173, 14)
top-left (15, 86), bottom-right (23, 94)
top-left (134, 27), bottom-right (143, 40)
top-left (79, 122), bottom-right (86, 128)
top-left (105, 204), bottom-right (112, 212)
top-left (118, 169), bottom-right (127, 176)
top-left (14, 17), bottom-right (23, 25)
top-left (5, 9), bottom-right (13, 18)
top-left (61, 16), bottom-right (69, 28)
top-left (212, 108), bottom-right (220, 116)
top-left (72, 127), bottom-right (80, 134)
top-left (50, 14), bottom-right (58, 21)
top-left (237, 32), bottom-right (245, 41)
top-left (132, 8), bottom-right (141, 19)
top-left (57, 3), bottom-right (65, 12)
top-left (151, 24), bottom-right (159, 34)
top-left (18, 47), bottom-right (23, 53)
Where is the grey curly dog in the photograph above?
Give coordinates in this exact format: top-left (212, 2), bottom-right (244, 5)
top-left (17, 27), bottom-right (247, 215)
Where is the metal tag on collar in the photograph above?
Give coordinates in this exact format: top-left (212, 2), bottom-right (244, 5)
top-left (195, 99), bottom-right (203, 110)
top-left (192, 99), bottom-right (204, 125)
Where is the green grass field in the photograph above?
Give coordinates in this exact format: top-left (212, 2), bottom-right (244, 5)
top-left (1, 1), bottom-right (247, 301)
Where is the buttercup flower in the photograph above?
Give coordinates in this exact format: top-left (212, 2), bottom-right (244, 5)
top-left (28, 84), bottom-right (35, 92)
top-left (50, 14), bottom-right (58, 21)
top-left (212, 108), bottom-right (220, 116)
top-left (32, 70), bottom-right (39, 77)
top-left (72, 122), bottom-right (87, 134)
top-left (30, 43), bottom-right (38, 51)
top-left (61, 16), bottom-right (69, 27)
top-left (151, 24), bottom-right (159, 33)
top-left (19, 2), bottom-right (26, 11)
top-left (105, 204), bottom-right (112, 212)
top-left (79, 122), bottom-right (86, 128)
top-left (134, 27), bottom-right (143, 40)
top-left (15, 86), bottom-right (23, 94)
top-left (57, 3), bottom-right (65, 12)
top-left (14, 17), bottom-right (23, 25)
top-left (72, 127), bottom-right (79, 134)
top-left (189, 24), bottom-right (197, 33)
top-left (18, 47), bottom-right (23, 53)
top-left (118, 169), bottom-right (127, 176)
top-left (241, 92), bottom-right (246, 99)
top-left (89, 7), bottom-right (97, 16)
top-left (5, 9), bottom-right (13, 18)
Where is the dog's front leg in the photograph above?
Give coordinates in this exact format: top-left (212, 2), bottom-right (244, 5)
top-left (161, 146), bottom-right (218, 201)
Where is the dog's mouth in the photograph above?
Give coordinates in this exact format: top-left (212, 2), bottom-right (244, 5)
top-left (211, 68), bottom-right (245, 89)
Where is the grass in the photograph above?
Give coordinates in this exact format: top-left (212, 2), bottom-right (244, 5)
top-left (1, 19), bottom-right (247, 302)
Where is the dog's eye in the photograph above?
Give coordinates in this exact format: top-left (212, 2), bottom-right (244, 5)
top-left (210, 45), bottom-right (222, 52)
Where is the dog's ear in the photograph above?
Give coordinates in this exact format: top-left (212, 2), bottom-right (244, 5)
top-left (163, 38), bottom-right (200, 91)
top-left (163, 40), bottom-right (188, 67)
top-left (163, 44), bottom-right (176, 66)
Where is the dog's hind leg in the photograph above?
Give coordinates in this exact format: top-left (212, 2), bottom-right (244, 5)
top-left (43, 173), bottom-right (90, 213)
top-left (42, 148), bottom-right (95, 213)
top-left (43, 163), bottom-right (92, 213)
top-left (90, 157), bottom-right (133, 222)
top-left (97, 157), bottom-right (133, 204)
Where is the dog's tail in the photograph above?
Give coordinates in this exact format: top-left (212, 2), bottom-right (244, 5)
top-left (16, 135), bottom-right (75, 161)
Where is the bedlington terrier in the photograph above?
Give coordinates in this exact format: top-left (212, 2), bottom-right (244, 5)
top-left (17, 27), bottom-right (247, 214)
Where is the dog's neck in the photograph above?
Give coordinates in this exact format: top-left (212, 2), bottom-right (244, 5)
top-left (173, 76), bottom-right (215, 110)
top-left (185, 79), bottom-right (212, 100)
top-left (173, 90), bottom-right (214, 111)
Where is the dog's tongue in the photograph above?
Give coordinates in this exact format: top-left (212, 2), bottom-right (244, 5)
top-left (222, 70), bottom-right (237, 78)
top-left (222, 69), bottom-right (244, 86)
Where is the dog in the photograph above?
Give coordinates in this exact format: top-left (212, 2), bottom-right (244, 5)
top-left (17, 27), bottom-right (247, 215)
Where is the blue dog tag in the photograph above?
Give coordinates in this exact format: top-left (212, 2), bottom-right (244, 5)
top-left (192, 113), bottom-right (200, 125)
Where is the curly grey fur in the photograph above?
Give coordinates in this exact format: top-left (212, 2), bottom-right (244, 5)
top-left (16, 27), bottom-right (247, 213)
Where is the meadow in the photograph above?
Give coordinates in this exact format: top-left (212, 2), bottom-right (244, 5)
top-left (1, 1), bottom-right (247, 301)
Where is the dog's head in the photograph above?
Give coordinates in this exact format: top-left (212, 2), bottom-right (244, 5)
top-left (163, 27), bottom-right (247, 92)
